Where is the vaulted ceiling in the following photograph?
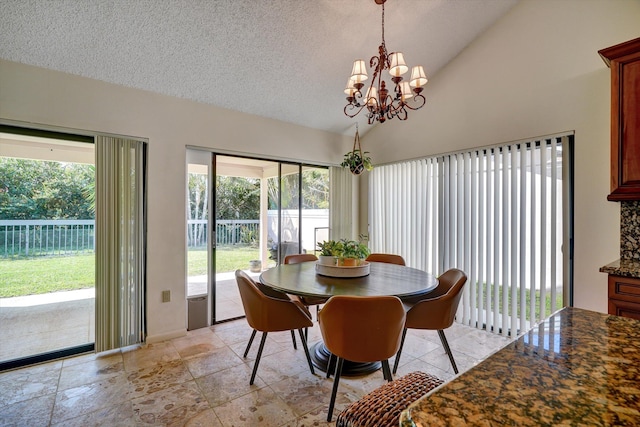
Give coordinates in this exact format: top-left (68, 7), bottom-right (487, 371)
top-left (0, 0), bottom-right (519, 136)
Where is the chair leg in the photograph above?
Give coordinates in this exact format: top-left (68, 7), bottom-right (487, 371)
top-left (326, 352), bottom-right (336, 378)
top-left (381, 359), bottom-right (392, 382)
top-left (243, 329), bottom-right (257, 358)
top-left (250, 332), bottom-right (268, 385)
top-left (327, 357), bottom-right (344, 422)
top-left (298, 328), bottom-right (315, 375)
top-left (438, 329), bottom-right (459, 374)
top-left (291, 330), bottom-right (297, 350)
top-left (392, 328), bottom-right (407, 374)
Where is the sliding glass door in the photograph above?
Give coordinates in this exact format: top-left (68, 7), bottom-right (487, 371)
top-left (185, 149), bottom-right (329, 325)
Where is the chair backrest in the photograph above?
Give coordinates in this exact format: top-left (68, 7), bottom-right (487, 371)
top-left (365, 253), bottom-right (406, 266)
top-left (284, 253), bottom-right (318, 264)
top-left (318, 295), bottom-right (406, 363)
top-left (406, 268), bottom-right (467, 330)
top-left (235, 270), bottom-right (312, 332)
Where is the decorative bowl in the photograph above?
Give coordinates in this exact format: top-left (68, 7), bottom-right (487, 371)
top-left (315, 261), bottom-right (370, 278)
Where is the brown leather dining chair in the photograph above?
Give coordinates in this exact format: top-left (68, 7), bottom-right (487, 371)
top-left (392, 268), bottom-right (467, 375)
top-left (283, 254), bottom-right (326, 318)
top-left (365, 253), bottom-right (406, 266)
top-left (284, 253), bottom-right (318, 264)
top-left (235, 270), bottom-right (315, 385)
top-left (318, 295), bottom-right (406, 422)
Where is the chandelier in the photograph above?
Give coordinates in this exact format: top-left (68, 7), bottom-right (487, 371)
top-left (344, 0), bottom-right (427, 124)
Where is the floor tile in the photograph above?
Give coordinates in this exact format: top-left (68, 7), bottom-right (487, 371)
top-left (213, 387), bottom-right (297, 427)
top-left (51, 373), bottom-right (132, 425)
top-left (51, 400), bottom-right (136, 427)
top-left (0, 361), bottom-right (61, 406)
top-left (131, 380), bottom-right (211, 426)
top-left (196, 363), bottom-right (266, 407)
top-left (58, 352), bottom-right (124, 391)
top-left (122, 342), bottom-right (182, 372)
top-left (127, 359), bottom-right (194, 398)
top-left (0, 393), bottom-right (55, 427)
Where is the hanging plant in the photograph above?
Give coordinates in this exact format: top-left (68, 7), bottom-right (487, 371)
top-left (341, 126), bottom-right (373, 175)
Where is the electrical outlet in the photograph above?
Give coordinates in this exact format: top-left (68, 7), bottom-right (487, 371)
top-left (162, 290), bottom-right (171, 303)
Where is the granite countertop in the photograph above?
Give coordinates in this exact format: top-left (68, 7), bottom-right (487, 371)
top-left (600, 258), bottom-right (640, 279)
top-left (400, 307), bottom-right (640, 426)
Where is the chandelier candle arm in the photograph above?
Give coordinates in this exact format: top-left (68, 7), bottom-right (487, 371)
top-left (343, 0), bottom-right (427, 124)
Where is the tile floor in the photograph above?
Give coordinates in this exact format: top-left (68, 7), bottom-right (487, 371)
top-left (0, 316), bottom-right (512, 426)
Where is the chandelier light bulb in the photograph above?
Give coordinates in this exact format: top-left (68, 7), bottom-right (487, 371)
top-left (399, 81), bottom-right (413, 101)
top-left (365, 86), bottom-right (378, 106)
top-left (410, 65), bottom-right (428, 89)
top-left (350, 60), bottom-right (369, 83)
top-left (344, 79), bottom-right (357, 96)
top-left (389, 52), bottom-right (408, 77)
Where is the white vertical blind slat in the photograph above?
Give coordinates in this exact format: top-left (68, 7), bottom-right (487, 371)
top-left (519, 145), bottom-right (528, 333)
top-left (539, 143), bottom-right (548, 323)
top-left (501, 147), bottom-right (510, 336)
top-left (550, 139), bottom-right (558, 314)
top-left (510, 145), bottom-right (519, 335)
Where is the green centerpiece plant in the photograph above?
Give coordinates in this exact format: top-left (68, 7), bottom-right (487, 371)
top-left (317, 240), bottom-right (343, 265)
top-left (339, 238), bottom-right (370, 266)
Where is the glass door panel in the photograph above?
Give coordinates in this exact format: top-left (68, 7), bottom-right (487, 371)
top-left (186, 151), bottom-right (211, 330)
top-left (214, 155), bottom-right (277, 321)
top-left (0, 130), bottom-right (95, 368)
top-left (277, 164), bottom-right (301, 263)
top-left (301, 167), bottom-right (330, 256)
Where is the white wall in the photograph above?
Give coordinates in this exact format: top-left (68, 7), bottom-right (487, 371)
top-left (362, 0), bottom-right (640, 313)
top-left (0, 61), bottom-right (349, 342)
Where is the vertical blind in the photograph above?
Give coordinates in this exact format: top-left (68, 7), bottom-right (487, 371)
top-left (95, 136), bottom-right (147, 352)
top-left (369, 135), bottom-right (572, 336)
top-left (329, 166), bottom-right (358, 240)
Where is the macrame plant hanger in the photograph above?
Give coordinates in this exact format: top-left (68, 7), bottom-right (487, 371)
top-left (349, 123), bottom-right (365, 175)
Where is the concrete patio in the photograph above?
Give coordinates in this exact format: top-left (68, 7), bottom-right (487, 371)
top-left (0, 271), bottom-right (256, 364)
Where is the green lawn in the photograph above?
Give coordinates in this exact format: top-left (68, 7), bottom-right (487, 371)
top-left (0, 254), bottom-right (95, 298)
top-left (0, 245), bottom-right (262, 298)
top-left (188, 246), bottom-right (261, 275)
top-left (478, 281), bottom-right (564, 322)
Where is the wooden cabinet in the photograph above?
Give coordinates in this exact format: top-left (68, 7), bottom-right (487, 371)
top-left (608, 274), bottom-right (640, 320)
top-left (599, 38), bottom-right (640, 201)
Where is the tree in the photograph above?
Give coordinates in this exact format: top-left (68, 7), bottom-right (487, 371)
top-left (267, 169), bottom-right (329, 210)
top-left (215, 176), bottom-right (260, 220)
top-left (0, 158), bottom-right (94, 220)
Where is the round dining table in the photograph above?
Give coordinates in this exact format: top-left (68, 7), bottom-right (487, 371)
top-left (260, 261), bottom-right (438, 375)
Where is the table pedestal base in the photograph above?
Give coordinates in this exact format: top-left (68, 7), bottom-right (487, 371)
top-left (310, 342), bottom-right (381, 376)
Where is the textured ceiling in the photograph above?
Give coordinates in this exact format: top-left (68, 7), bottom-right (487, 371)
top-left (0, 0), bottom-right (519, 136)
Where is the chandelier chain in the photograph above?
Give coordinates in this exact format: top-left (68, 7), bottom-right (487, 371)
top-left (381, 2), bottom-right (385, 48)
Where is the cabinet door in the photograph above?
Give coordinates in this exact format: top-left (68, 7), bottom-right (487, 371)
top-left (599, 38), bottom-right (640, 201)
top-left (608, 274), bottom-right (640, 320)
top-left (608, 298), bottom-right (640, 320)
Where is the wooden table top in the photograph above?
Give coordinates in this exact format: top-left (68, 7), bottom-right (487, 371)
top-left (259, 261), bottom-right (438, 301)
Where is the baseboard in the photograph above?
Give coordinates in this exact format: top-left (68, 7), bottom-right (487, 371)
top-left (146, 328), bottom-right (186, 344)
